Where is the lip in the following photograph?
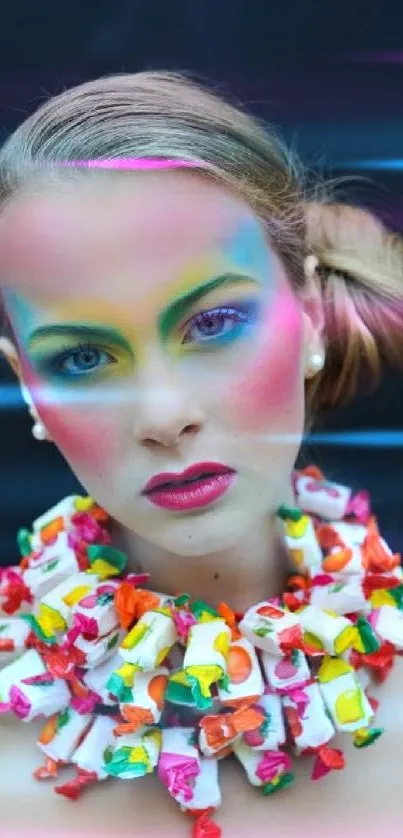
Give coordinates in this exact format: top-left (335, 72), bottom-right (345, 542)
top-left (142, 462), bottom-right (237, 512)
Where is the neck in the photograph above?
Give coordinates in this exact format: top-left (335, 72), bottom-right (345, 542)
top-left (112, 513), bottom-right (292, 613)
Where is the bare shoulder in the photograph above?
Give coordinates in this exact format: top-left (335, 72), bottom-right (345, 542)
top-left (2, 661), bottom-right (403, 838)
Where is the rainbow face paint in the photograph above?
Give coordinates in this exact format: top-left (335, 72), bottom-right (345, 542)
top-left (1, 172), bottom-right (308, 558)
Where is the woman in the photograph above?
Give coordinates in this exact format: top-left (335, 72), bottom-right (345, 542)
top-left (0, 72), bottom-right (402, 838)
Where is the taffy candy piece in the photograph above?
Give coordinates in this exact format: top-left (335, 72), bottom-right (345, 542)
top-left (71, 715), bottom-right (116, 780)
top-left (23, 533), bottom-right (84, 599)
top-left (217, 637), bottom-right (264, 707)
top-left (35, 571), bottom-right (101, 638)
top-left (243, 690), bottom-right (286, 750)
top-left (37, 706), bottom-right (93, 761)
top-left (158, 726), bottom-right (201, 805)
top-left (310, 577), bottom-right (369, 615)
top-left (184, 619), bottom-right (231, 711)
top-left (0, 648), bottom-right (70, 720)
top-left (199, 704), bottom-right (265, 756)
top-left (0, 567), bottom-right (32, 615)
top-left (293, 474), bottom-right (353, 520)
top-left (115, 667), bottom-right (169, 734)
top-left (103, 727), bottom-right (161, 779)
top-left (280, 512), bottom-right (323, 574)
top-left (71, 580), bottom-right (120, 636)
top-left (261, 648), bottom-right (310, 692)
top-left (370, 605), bottom-right (403, 649)
top-left (0, 616), bottom-right (31, 663)
top-left (298, 605), bottom-right (357, 656)
top-left (180, 756), bottom-right (221, 813)
top-left (73, 627), bottom-right (125, 669)
top-left (233, 741), bottom-right (293, 793)
top-left (30, 496), bottom-right (88, 543)
top-left (82, 652), bottom-right (123, 705)
top-left (239, 602), bottom-right (303, 657)
top-left (119, 607), bottom-right (177, 670)
top-left (317, 657), bottom-right (374, 733)
top-left (283, 681), bottom-right (335, 752)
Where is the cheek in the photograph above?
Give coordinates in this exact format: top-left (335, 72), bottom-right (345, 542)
top-left (21, 365), bottom-right (118, 472)
top-left (224, 290), bottom-right (304, 430)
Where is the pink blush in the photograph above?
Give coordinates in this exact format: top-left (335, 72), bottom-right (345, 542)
top-left (21, 365), bottom-right (117, 470)
top-left (227, 289), bottom-right (303, 429)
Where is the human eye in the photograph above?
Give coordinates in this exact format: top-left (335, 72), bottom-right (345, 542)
top-left (36, 342), bottom-right (117, 380)
top-left (181, 299), bottom-right (260, 348)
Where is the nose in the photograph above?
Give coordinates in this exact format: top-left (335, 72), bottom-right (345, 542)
top-left (132, 360), bottom-right (204, 449)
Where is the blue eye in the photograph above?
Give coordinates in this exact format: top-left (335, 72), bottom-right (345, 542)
top-left (46, 343), bottom-right (116, 378)
top-left (181, 301), bottom-right (258, 347)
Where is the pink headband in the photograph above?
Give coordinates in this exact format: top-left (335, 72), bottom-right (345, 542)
top-left (59, 158), bottom-right (205, 170)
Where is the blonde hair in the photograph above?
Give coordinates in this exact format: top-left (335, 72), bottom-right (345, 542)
top-left (0, 71), bottom-right (402, 417)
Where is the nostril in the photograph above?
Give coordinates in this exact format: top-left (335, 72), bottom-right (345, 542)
top-left (182, 424), bottom-right (200, 436)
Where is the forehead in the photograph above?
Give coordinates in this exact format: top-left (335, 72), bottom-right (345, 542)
top-left (0, 171), bottom-right (269, 310)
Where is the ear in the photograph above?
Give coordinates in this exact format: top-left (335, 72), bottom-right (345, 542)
top-left (300, 255), bottom-right (325, 379)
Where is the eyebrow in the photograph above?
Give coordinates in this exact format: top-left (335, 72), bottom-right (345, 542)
top-left (26, 272), bottom-right (259, 350)
top-left (158, 272), bottom-right (259, 341)
top-left (27, 323), bottom-right (134, 353)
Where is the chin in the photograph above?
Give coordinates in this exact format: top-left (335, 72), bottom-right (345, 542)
top-left (134, 505), bottom-right (252, 557)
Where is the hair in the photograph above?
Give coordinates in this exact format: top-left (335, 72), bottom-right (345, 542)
top-left (0, 70), bottom-right (402, 419)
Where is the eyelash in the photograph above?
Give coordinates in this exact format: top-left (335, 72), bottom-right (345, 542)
top-left (39, 301), bottom-right (258, 379)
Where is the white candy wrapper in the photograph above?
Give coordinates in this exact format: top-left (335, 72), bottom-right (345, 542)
top-left (71, 579), bottom-right (120, 638)
top-left (217, 637), bottom-right (264, 706)
top-left (71, 715), bottom-right (116, 779)
top-left (298, 605), bottom-right (356, 656)
top-left (158, 727), bottom-right (201, 805)
top-left (243, 691), bottom-right (286, 751)
top-left (0, 617), bottom-right (31, 664)
top-left (74, 627), bottom-right (124, 669)
top-left (0, 648), bottom-right (70, 720)
top-left (31, 495), bottom-right (84, 540)
top-left (283, 681), bottom-right (335, 752)
top-left (118, 667), bottom-right (169, 730)
top-left (39, 571), bottom-right (100, 629)
top-left (104, 727), bottom-right (161, 779)
top-left (294, 474), bottom-right (351, 520)
top-left (23, 533), bottom-right (82, 599)
top-left (82, 652), bottom-right (123, 705)
top-left (37, 707), bottom-right (93, 761)
top-left (318, 658), bottom-right (373, 733)
top-left (370, 605), bottom-right (403, 649)
top-left (119, 607), bottom-right (177, 670)
top-left (310, 577), bottom-right (369, 615)
top-left (181, 756), bottom-right (221, 812)
top-left (233, 740), bottom-right (292, 790)
top-left (282, 514), bottom-right (323, 574)
top-left (239, 602), bottom-right (302, 657)
top-left (183, 619), bottom-right (231, 708)
top-left (261, 648), bottom-right (310, 692)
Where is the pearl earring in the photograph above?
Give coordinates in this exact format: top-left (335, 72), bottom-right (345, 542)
top-left (21, 383), bottom-right (50, 442)
top-left (32, 421), bottom-right (48, 441)
top-left (309, 353), bottom-right (325, 373)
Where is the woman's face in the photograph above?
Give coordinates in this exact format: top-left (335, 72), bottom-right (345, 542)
top-left (0, 171), bottom-right (318, 555)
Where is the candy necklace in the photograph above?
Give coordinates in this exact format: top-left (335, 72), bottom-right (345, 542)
top-left (1, 464), bottom-right (402, 838)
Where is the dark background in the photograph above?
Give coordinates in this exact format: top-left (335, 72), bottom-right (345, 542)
top-left (1, 0), bottom-right (403, 564)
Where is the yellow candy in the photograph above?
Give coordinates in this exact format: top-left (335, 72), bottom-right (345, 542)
top-left (214, 631), bottom-right (231, 657)
top-left (37, 603), bottom-right (67, 635)
top-left (186, 665), bottom-right (222, 698)
top-left (335, 689), bottom-right (364, 725)
top-left (74, 497), bottom-right (95, 512)
top-left (62, 585), bottom-right (93, 607)
top-left (369, 589), bottom-right (396, 608)
top-left (128, 745), bottom-right (150, 766)
top-left (318, 657), bottom-right (352, 683)
top-left (121, 622), bottom-right (149, 650)
top-left (89, 559), bottom-right (120, 579)
top-left (303, 631), bottom-right (324, 652)
top-left (334, 626), bottom-right (357, 655)
top-left (115, 661), bottom-right (138, 687)
top-left (284, 516), bottom-right (309, 539)
top-left (155, 645), bottom-right (172, 666)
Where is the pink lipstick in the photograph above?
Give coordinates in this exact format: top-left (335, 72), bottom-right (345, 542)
top-left (142, 462), bottom-right (236, 512)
